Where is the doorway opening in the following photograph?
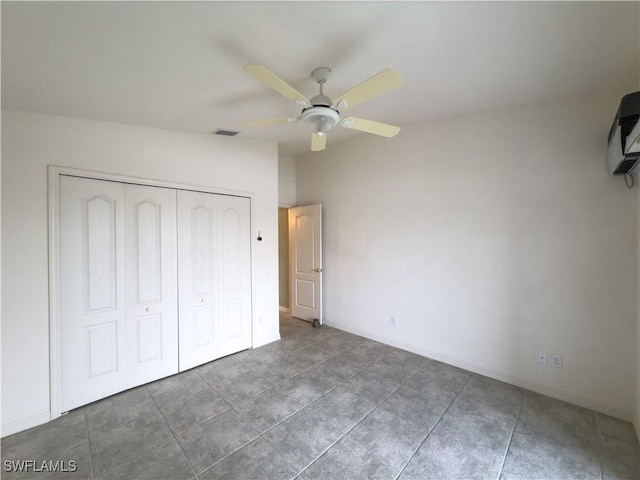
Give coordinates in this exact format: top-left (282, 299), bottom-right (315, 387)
top-left (278, 207), bottom-right (316, 337)
top-left (279, 204), bottom-right (323, 335)
top-left (278, 207), bottom-right (290, 312)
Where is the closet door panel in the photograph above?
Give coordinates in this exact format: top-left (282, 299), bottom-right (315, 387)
top-left (218, 196), bottom-right (252, 357)
top-left (177, 190), bottom-right (220, 370)
top-left (124, 185), bottom-right (178, 386)
top-left (59, 176), bottom-right (252, 410)
top-left (60, 176), bottom-right (127, 412)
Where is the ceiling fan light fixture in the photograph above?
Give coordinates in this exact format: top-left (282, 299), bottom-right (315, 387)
top-left (301, 106), bottom-right (340, 134)
top-left (241, 64), bottom-right (403, 152)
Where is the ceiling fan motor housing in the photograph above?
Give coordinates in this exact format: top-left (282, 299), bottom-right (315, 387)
top-left (310, 94), bottom-right (333, 107)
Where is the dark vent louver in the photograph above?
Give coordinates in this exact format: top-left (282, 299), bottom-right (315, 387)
top-left (212, 129), bottom-right (240, 137)
top-left (613, 157), bottom-right (640, 175)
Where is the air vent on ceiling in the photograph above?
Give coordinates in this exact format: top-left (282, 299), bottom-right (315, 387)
top-left (212, 129), bottom-right (240, 136)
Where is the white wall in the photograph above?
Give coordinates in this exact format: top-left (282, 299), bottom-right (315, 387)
top-left (1, 110), bottom-right (280, 435)
top-left (278, 154), bottom-right (297, 207)
top-left (297, 92), bottom-right (638, 420)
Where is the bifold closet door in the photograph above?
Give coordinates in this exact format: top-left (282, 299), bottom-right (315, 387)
top-left (59, 176), bottom-right (178, 412)
top-left (177, 191), bottom-right (251, 371)
top-left (124, 184), bottom-right (179, 387)
top-left (60, 177), bottom-right (127, 411)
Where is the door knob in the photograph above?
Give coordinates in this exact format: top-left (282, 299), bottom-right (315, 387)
top-left (313, 267), bottom-right (322, 273)
top-left (145, 306), bottom-right (150, 312)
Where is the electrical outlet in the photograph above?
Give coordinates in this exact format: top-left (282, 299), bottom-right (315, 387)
top-left (391, 316), bottom-right (398, 327)
top-left (550, 354), bottom-right (563, 369)
top-left (537, 352), bottom-right (547, 366)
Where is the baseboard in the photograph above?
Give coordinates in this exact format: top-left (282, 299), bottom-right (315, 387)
top-left (1, 411), bottom-right (51, 438)
top-left (279, 306), bottom-right (290, 313)
top-left (633, 413), bottom-right (640, 443)
top-left (253, 333), bottom-right (281, 349)
top-left (323, 320), bottom-right (633, 422)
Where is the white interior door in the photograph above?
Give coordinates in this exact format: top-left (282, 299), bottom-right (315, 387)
top-left (60, 178), bottom-right (180, 411)
top-left (60, 176), bottom-right (127, 411)
top-left (177, 191), bottom-right (251, 370)
top-left (59, 174), bottom-right (252, 409)
top-left (289, 204), bottom-right (322, 322)
top-left (124, 184), bottom-right (179, 386)
top-left (218, 195), bottom-right (252, 357)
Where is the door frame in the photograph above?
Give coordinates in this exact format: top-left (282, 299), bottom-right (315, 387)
top-left (48, 165), bottom-right (256, 419)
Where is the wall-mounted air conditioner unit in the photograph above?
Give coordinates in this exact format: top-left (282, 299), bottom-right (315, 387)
top-left (607, 91), bottom-right (640, 175)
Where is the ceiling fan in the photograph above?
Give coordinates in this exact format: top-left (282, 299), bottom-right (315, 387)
top-left (240, 64), bottom-right (403, 152)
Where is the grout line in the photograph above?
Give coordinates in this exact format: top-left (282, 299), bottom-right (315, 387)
top-left (394, 371), bottom-right (471, 480)
top-left (195, 435), bottom-right (260, 479)
top-left (255, 359), bottom-right (370, 438)
top-left (258, 428), bottom-right (304, 475)
top-left (257, 345), bottom-right (393, 475)
top-left (148, 390), bottom-right (199, 479)
top-left (494, 389), bottom-right (525, 480)
top-left (299, 357), bottom-right (435, 477)
top-left (182, 336), bottom-right (352, 477)
top-left (167, 377), bottom-right (235, 436)
top-left (592, 411), bottom-right (605, 480)
top-left (11, 317), bottom-right (624, 480)
top-left (82, 408), bottom-right (96, 480)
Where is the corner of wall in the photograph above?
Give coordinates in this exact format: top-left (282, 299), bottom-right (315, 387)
top-left (278, 154), bottom-right (297, 207)
top-left (253, 333), bottom-right (281, 349)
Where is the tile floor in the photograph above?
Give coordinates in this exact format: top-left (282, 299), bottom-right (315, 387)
top-left (2, 312), bottom-right (638, 479)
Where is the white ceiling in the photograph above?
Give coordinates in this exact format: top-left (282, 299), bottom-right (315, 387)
top-left (2, 2), bottom-right (638, 157)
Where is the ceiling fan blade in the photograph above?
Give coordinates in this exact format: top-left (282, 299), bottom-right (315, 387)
top-left (340, 117), bottom-right (401, 138)
top-left (239, 117), bottom-right (299, 129)
top-left (244, 64), bottom-right (310, 107)
top-left (333, 68), bottom-right (403, 111)
top-left (311, 133), bottom-right (327, 152)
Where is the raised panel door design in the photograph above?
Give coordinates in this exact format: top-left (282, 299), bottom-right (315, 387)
top-left (60, 176), bottom-right (252, 411)
top-left (190, 204), bottom-right (216, 350)
top-left (295, 279), bottom-right (316, 310)
top-left (193, 206), bottom-right (213, 295)
top-left (178, 192), bottom-right (251, 367)
top-left (86, 322), bottom-right (118, 378)
top-left (125, 184), bottom-right (178, 387)
top-left (223, 208), bottom-right (241, 292)
top-left (194, 305), bottom-right (214, 347)
top-left (289, 205), bottom-right (323, 322)
top-left (294, 214), bottom-right (314, 274)
top-left (136, 314), bottom-right (162, 363)
top-left (177, 190), bottom-right (219, 370)
top-left (223, 300), bottom-right (242, 338)
top-left (218, 196), bottom-right (251, 357)
top-left (60, 176), bottom-right (127, 411)
top-left (135, 200), bottom-right (161, 304)
top-left (84, 196), bottom-right (117, 312)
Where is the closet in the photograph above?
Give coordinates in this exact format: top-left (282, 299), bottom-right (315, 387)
top-left (58, 175), bottom-right (251, 412)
